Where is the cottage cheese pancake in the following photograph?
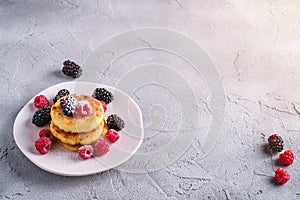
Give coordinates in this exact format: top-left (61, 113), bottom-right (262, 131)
top-left (57, 140), bottom-right (81, 151)
top-left (50, 120), bottom-right (108, 146)
top-left (51, 94), bottom-right (104, 133)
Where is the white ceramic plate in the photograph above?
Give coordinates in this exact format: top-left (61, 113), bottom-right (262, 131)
top-left (13, 81), bottom-right (144, 176)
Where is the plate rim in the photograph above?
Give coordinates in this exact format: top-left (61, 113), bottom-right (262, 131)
top-left (13, 81), bottom-right (144, 176)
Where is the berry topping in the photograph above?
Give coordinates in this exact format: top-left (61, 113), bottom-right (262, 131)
top-left (279, 150), bottom-right (294, 166)
top-left (34, 95), bottom-right (50, 108)
top-left (100, 101), bottom-right (107, 112)
top-left (92, 88), bottom-right (114, 104)
top-left (78, 145), bottom-right (94, 159)
top-left (53, 89), bottom-right (70, 103)
top-left (106, 129), bottom-right (120, 143)
top-left (268, 134), bottom-right (284, 152)
top-left (275, 168), bottom-right (290, 184)
top-left (60, 96), bottom-right (76, 116)
top-left (35, 137), bottom-right (52, 155)
top-left (93, 139), bottom-right (110, 156)
top-left (107, 114), bottom-right (125, 131)
top-left (32, 105), bottom-right (51, 127)
top-left (76, 101), bottom-right (92, 117)
top-left (38, 128), bottom-right (54, 141)
top-left (62, 60), bottom-right (82, 78)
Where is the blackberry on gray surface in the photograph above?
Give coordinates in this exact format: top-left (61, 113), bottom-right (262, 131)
top-left (53, 89), bottom-right (70, 103)
top-left (60, 96), bottom-right (76, 116)
top-left (62, 60), bottom-right (82, 78)
top-left (32, 105), bottom-right (51, 127)
top-left (268, 134), bottom-right (284, 152)
top-left (92, 88), bottom-right (114, 104)
top-left (107, 114), bottom-right (125, 131)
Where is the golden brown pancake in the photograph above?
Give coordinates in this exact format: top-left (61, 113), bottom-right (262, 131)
top-left (51, 94), bottom-right (104, 133)
top-left (50, 120), bottom-right (108, 146)
top-left (57, 140), bottom-right (81, 151)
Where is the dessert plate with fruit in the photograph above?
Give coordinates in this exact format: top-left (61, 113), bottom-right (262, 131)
top-left (13, 81), bottom-right (144, 176)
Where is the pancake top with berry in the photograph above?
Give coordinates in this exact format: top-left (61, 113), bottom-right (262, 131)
top-left (51, 94), bottom-right (105, 133)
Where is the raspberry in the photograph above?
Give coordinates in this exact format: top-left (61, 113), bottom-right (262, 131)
top-left (100, 101), bottom-right (107, 112)
top-left (268, 134), bottom-right (284, 152)
top-left (107, 114), bottom-right (125, 131)
top-left (92, 88), bottom-right (114, 104)
top-left (279, 150), bottom-right (294, 166)
top-left (38, 128), bottom-right (54, 141)
top-left (106, 129), bottom-right (120, 143)
top-left (275, 168), bottom-right (290, 184)
top-left (32, 105), bottom-right (51, 127)
top-left (62, 60), bottom-right (82, 78)
top-left (93, 139), bottom-right (110, 156)
top-left (34, 95), bottom-right (50, 108)
top-left (78, 145), bottom-right (94, 159)
top-left (76, 101), bottom-right (92, 117)
top-left (35, 137), bottom-right (52, 155)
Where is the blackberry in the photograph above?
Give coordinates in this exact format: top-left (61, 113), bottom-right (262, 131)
top-left (32, 105), bottom-right (51, 127)
top-left (62, 60), bottom-right (82, 78)
top-left (60, 96), bottom-right (76, 116)
top-left (53, 89), bottom-right (70, 103)
top-left (107, 114), bottom-right (125, 131)
top-left (92, 88), bottom-right (114, 104)
top-left (268, 134), bottom-right (284, 152)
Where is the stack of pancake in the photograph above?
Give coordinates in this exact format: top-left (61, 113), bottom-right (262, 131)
top-left (50, 94), bottom-right (108, 151)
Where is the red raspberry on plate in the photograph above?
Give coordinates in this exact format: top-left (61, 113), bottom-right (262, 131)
top-left (38, 128), bottom-right (54, 141)
top-left (279, 150), bottom-right (294, 166)
top-left (106, 129), bottom-right (120, 143)
top-left (76, 101), bottom-right (92, 117)
top-left (78, 145), bottom-right (94, 159)
top-left (275, 168), bottom-right (290, 184)
top-left (35, 137), bottom-right (52, 155)
top-left (34, 95), bottom-right (50, 108)
top-left (100, 101), bottom-right (107, 112)
top-left (93, 139), bottom-right (110, 156)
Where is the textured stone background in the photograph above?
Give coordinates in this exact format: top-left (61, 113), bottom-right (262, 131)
top-left (1, 0), bottom-right (300, 199)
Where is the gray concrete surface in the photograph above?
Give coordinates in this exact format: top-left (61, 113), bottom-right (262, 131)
top-left (1, 0), bottom-right (300, 199)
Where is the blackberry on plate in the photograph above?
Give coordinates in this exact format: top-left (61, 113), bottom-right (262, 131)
top-left (53, 89), bottom-right (70, 103)
top-left (32, 105), bottom-right (51, 127)
top-left (62, 60), bottom-right (82, 78)
top-left (268, 134), bottom-right (284, 152)
top-left (60, 96), bottom-right (76, 116)
top-left (92, 88), bottom-right (114, 104)
top-left (107, 114), bottom-right (125, 131)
